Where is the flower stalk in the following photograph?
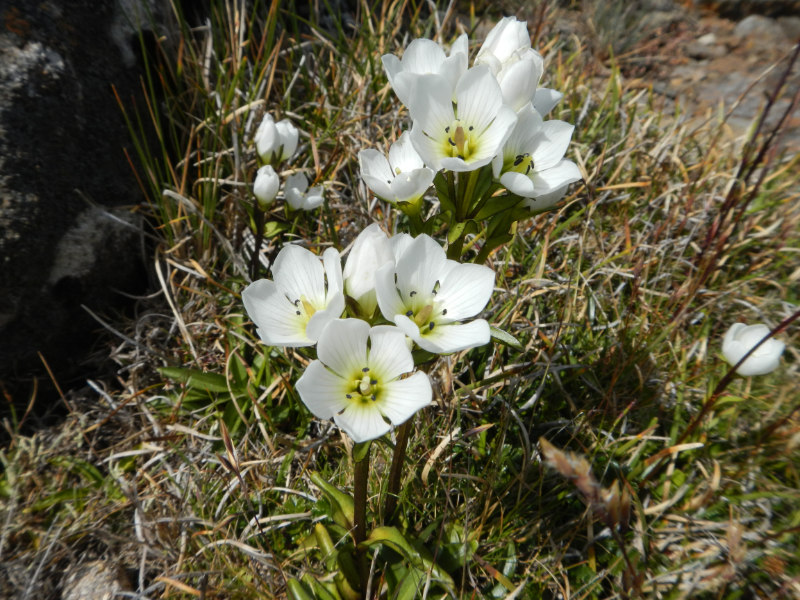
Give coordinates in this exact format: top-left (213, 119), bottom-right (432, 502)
top-left (383, 419), bottom-right (412, 526)
top-left (353, 442), bottom-right (371, 597)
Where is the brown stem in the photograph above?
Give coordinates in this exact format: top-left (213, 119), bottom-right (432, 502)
top-left (383, 419), bottom-right (412, 525)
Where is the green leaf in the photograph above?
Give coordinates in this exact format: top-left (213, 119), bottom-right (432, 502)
top-left (303, 575), bottom-right (343, 600)
top-left (309, 472), bottom-right (355, 530)
top-left (30, 488), bottom-right (90, 512)
top-left (490, 325), bottom-right (524, 350)
top-left (159, 367), bottom-right (230, 394)
top-left (287, 578), bottom-right (316, 600)
top-left (433, 172), bottom-right (455, 214)
top-left (335, 549), bottom-right (361, 599)
top-left (361, 526), bottom-right (455, 590)
top-left (352, 441), bottom-right (371, 463)
top-left (446, 219), bottom-right (479, 245)
top-left (389, 564), bottom-right (426, 600)
top-left (472, 194), bottom-right (523, 221)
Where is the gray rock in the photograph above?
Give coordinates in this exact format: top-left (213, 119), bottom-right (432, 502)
top-left (777, 16), bottom-right (800, 40)
top-left (62, 560), bottom-right (131, 600)
top-left (733, 14), bottom-right (790, 42)
top-left (0, 1), bottom-right (158, 401)
top-left (686, 39), bottom-right (727, 60)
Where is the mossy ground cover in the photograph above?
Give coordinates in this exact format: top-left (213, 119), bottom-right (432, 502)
top-left (1, 1), bottom-right (798, 598)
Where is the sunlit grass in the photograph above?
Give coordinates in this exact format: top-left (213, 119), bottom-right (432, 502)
top-left (1, 1), bottom-right (798, 598)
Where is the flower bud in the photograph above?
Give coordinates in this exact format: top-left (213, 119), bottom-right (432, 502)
top-left (721, 322), bottom-right (785, 376)
top-left (253, 165), bottom-right (279, 209)
top-left (285, 172), bottom-right (324, 211)
top-left (255, 114), bottom-right (299, 164)
top-left (343, 224), bottom-right (394, 318)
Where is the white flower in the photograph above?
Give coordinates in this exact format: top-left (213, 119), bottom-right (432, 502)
top-left (475, 17), bottom-right (531, 74)
top-left (533, 88), bottom-right (563, 115)
top-left (382, 34), bottom-right (468, 106)
top-left (475, 18), bottom-right (564, 116)
top-left (722, 323), bottom-right (785, 376)
top-left (255, 114), bottom-right (299, 164)
top-left (285, 173), bottom-right (324, 211)
top-left (407, 66), bottom-right (517, 172)
top-left (342, 224), bottom-right (395, 319)
top-left (375, 234), bottom-right (495, 354)
top-left (296, 319), bottom-right (432, 443)
top-left (495, 49), bottom-right (545, 112)
top-left (242, 245), bottom-right (344, 347)
top-left (253, 165), bottom-right (280, 209)
top-left (359, 132), bottom-right (435, 206)
top-left (492, 104), bottom-right (582, 210)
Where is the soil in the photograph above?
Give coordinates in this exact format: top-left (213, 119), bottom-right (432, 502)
top-left (557, 1), bottom-right (800, 153)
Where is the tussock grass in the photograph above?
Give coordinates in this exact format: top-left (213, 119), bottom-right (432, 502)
top-left (2, 1), bottom-right (798, 598)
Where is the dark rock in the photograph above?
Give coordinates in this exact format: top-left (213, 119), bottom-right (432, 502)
top-left (0, 1), bottom-right (158, 408)
top-left (697, 1), bottom-right (800, 19)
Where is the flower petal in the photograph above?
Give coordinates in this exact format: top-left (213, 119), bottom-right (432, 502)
top-left (389, 131), bottom-right (425, 172)
top-left (498, 53), bottom-right (543, 112)
top-left (375, 262), bottom-right (408, 322)
top-left (378, 372), bottom-right (432, 426)
top-left (296, 360), bottom-right (349, 419)
top-left (317, 318), bottom-right (369, 378)
top-left (359, 149), bottom-right (395, 200)
top-left (524, 184), bottom-right (569, 210)
top-left (392, 314), bottom-right (424, 346)
top-left (532, 160), bottom-right (582, 194)
top-left (322, 247), bottom-right (344, 299)
top-left (456, 66), bottom-right (504, 132)
top-left (272, 244), bottom-right (325, 304)
top-left (722, 323), bottom-right (785, 376)
top-left (406, 74), bottom-right (455, 139)
top-left (533, 88), bottom-right (563, 115)
top-left (242, 279), bottom-right (311, 346)
top-left (402, 38), bottom-right (447, 75)
top-left (436, 262), bottom-right (495, 321)
top-left (390, 168), bottom-right (435, 203)
top-left (334, 402), bottom-right (392, 443)
top-left (394, 235), bottom-right (447, 303)
top-left (415, 319), bottom-right (491, 354)
top-left (736, 348), bottom-right (784, 376)
top-left (500, 171), bottom-right (536, 197)
top-left (368, 325), bottom-right (414, 381)
top-left (532, 120), bottom-right (574, 171)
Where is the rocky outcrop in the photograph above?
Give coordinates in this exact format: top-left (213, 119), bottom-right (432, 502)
top-left (697, 1), bottom-right (800, 19)
top-left (0, 1), bottom-right (156, 403)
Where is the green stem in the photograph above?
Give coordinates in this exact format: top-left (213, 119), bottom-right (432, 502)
top-left (474, 238), bottom-right (495, 265)
top-left (446, 233), bottom-right (464, 260)
top-left (462, 169), bottom-right (480, 216)
top-left (250, 205), bottom-right (265, 281)
top-left (353, 445), bottom-right (370, 598)
top-left (383, 419), bottom-right (412, 526)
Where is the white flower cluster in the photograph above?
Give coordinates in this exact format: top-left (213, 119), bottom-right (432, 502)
top-left (252, 113), bottom-right (324, 211)
top-left (242, 224), bottom-right (495, 442)
top-left (359, 17), bottom-right (582, 211)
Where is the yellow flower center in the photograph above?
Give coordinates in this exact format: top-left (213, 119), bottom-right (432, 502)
top-left (445, 122), bottom-right (476, 161)
top-left (510, 152), bottom-right (534, 175)
top-left (345, 368), bottom-right (379, 404)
